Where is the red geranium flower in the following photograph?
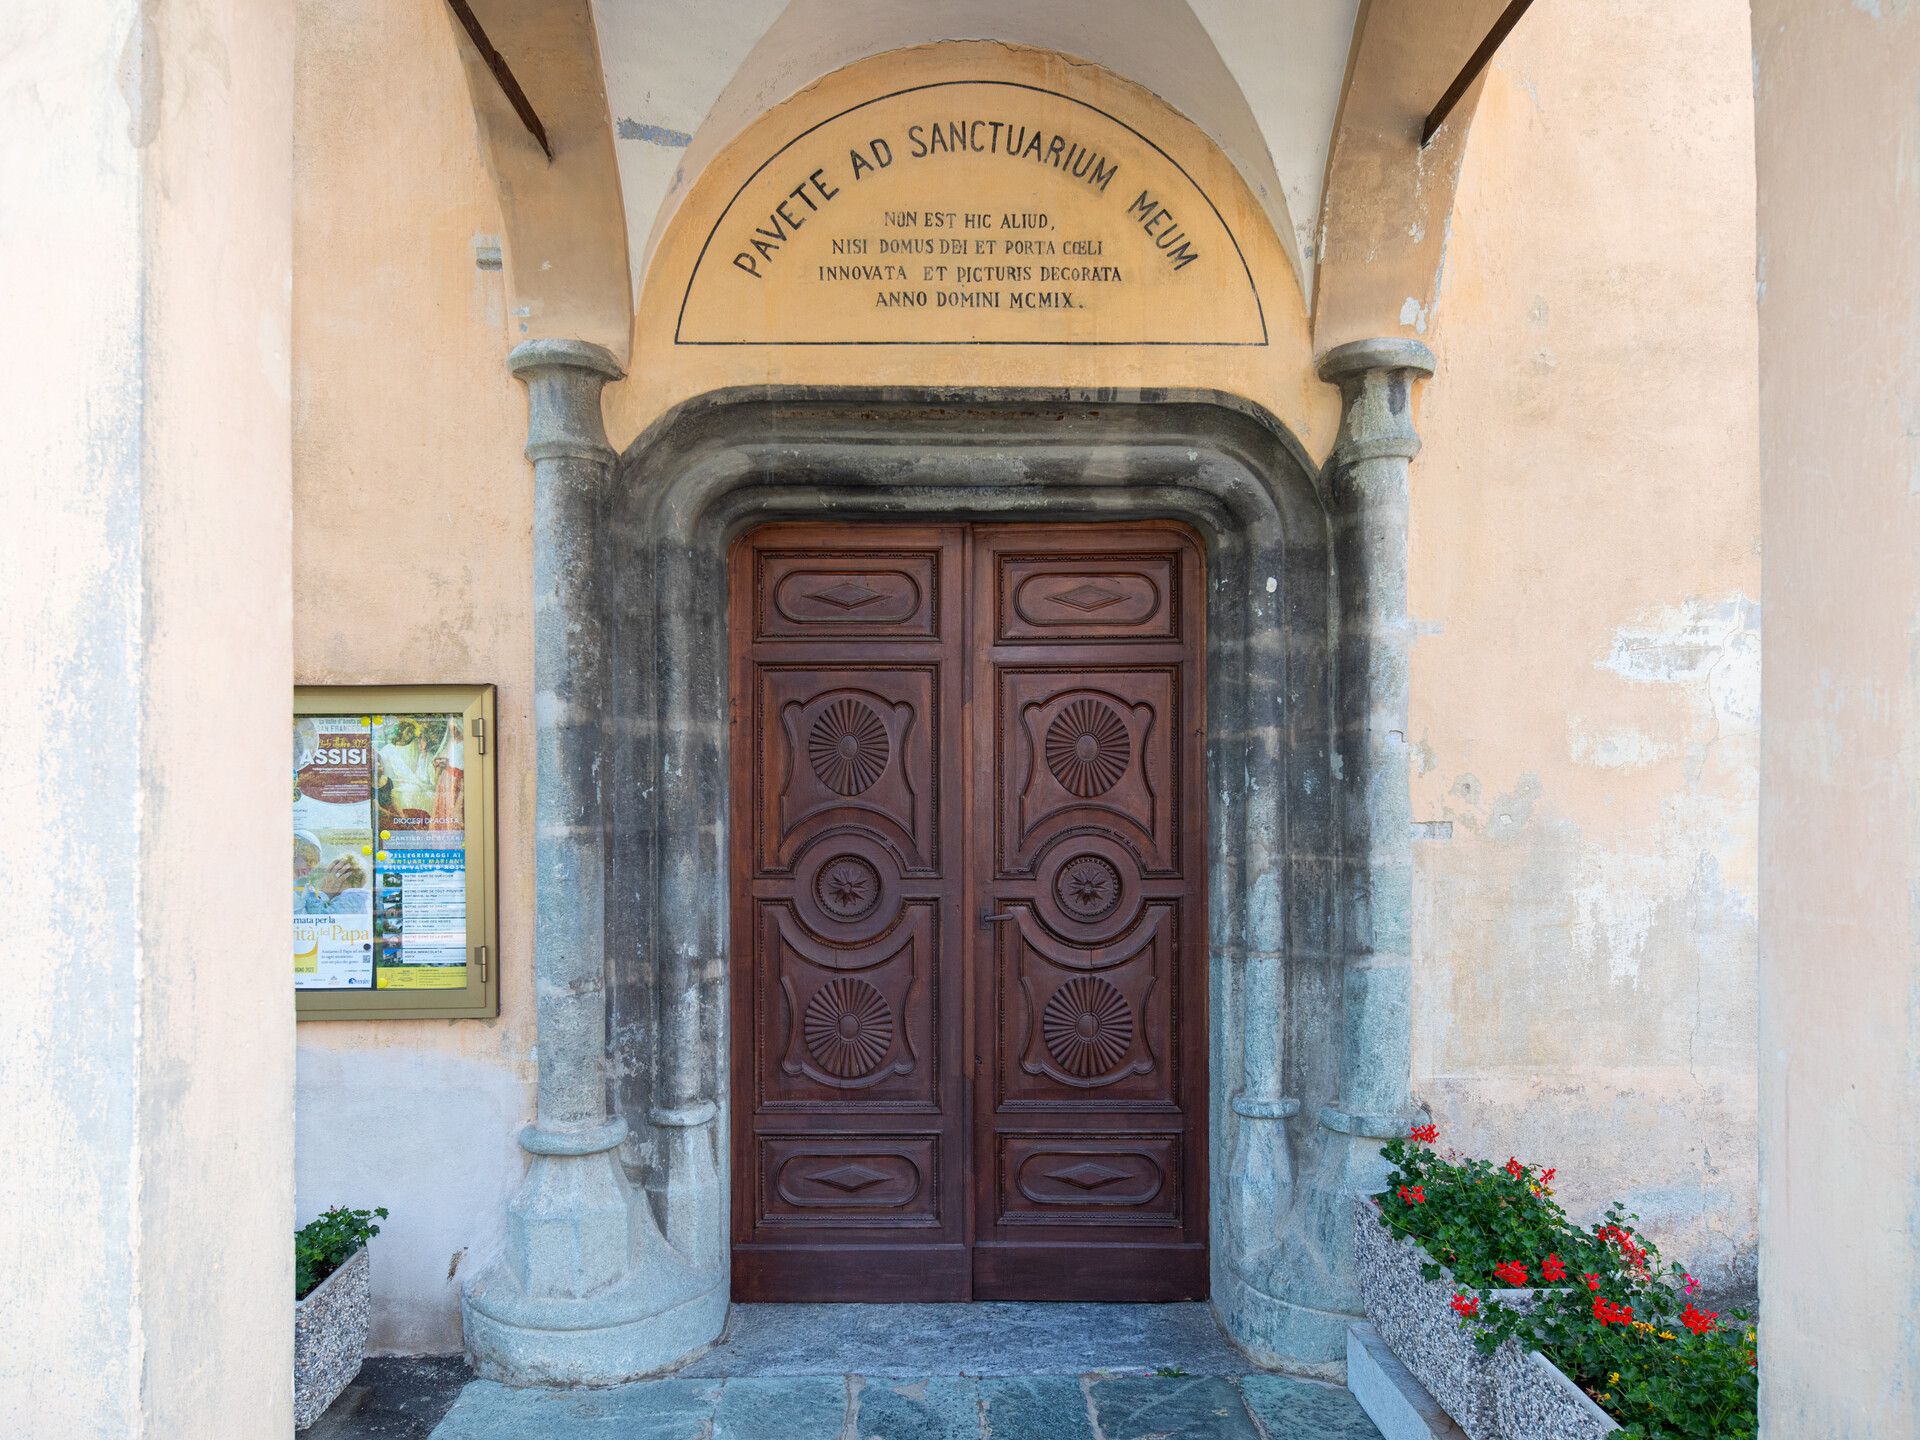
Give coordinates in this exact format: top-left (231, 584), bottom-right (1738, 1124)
top-left (1396, 1185), bottom-right (1426, 1206)
top-left (1492, 1260), bottom-right (1528, 1286)
top-left (1541, 1253), bottom-right (1567, 1282)
top-left (1592, 1298), bottom-right (1634, 1326)
top-left (1506, 1157), bottom-right (1526, 1179)
top-left (1682, 1304), bottom-right (1718, 1336)
top-left (1597, 1225), bottom-right (1650, 1273)
top-left (1583, 1273), bottom-right (1603, 1291)
top-left (1451, 1293), bottom-right (1479, 1318)
top-left (1410, 1123), bottom-right (1439, 1145)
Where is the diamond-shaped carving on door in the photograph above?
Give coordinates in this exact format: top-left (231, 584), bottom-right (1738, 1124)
top-left (1051, 583), bottom-right (1126, 611)
top-left (1048, 1162), bottom-right (1129, 1190)
top-left (809, 1164), bottom-right (891, 1192)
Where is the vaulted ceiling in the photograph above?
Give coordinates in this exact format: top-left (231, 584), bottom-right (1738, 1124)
top-left (448, 0), bottom-right (1518, 362)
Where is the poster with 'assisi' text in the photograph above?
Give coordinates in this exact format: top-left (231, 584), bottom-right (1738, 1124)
top-left (293, 718), bottom-right (376, 989)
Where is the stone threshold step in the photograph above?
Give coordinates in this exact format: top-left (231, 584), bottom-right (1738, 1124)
top-left (1346, 1323), bottom-right (1468, 1440)
top-left (428, 1370), bottom-right (1385, 1440)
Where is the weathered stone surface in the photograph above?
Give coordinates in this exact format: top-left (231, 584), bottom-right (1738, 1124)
top-left (678, 1300), bottom-right (1245, 1378)
top-left (978, 1375), bottom-right (1095, 1438)
top-left (301, 1356), bottom-right (472, 1438)
top-left (430, 1376), bottom-right (721, 1438)
top-left (1091, 1375), bottom-right (1264, 1439)
top-left (295, 1246), bottom-right (371, 1430)
top-left (712, 1376), bottom-right (850, 1440)
top-left (1239, 1372), bottom-right (1387, 1439)
top-left (852, 1376), bottom-right (982, 1440)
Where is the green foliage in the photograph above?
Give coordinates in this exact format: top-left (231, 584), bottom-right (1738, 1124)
top-left (295, 1205), bottom-right (387, 1300)
top-left (1374, 1134), bottom-right (1757, 1440)
top-left (1374, 1136), bottom-right (1603, 1289)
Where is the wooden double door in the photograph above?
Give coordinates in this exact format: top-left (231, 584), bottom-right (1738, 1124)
top-left (728, 522), bottom-right (1207, 1301)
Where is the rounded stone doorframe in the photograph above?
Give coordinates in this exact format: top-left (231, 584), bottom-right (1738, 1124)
top-left (463, 350), bottom-right (1435, 1386)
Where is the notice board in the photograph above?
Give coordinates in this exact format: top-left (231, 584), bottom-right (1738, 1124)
top-left (294, 684), bottom-right (498, 1020)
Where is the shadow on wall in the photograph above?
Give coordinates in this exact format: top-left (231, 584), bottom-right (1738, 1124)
top-left (296, 1045), bottom-right (532, 1352)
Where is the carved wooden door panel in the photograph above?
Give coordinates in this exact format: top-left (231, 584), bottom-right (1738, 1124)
top-left (729, 521), bottom-right (1205, 1302)
top-left (968, 524), bottom-right (1208, 1300)
top-left (729, 524), bottom-right (969, 1300)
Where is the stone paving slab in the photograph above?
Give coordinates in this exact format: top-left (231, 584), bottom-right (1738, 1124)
top-left (853, 1377), bottom-right (984, 1440)
top-left (676, 1301), bottom-right (1247, 1378)
top-left (713, 1374), bottom-right (848, 1440)
top-left (1092, 1375), bottom-right (1264, 1440)
top-left (1239, 1375), bottom-right (1388, 1440)
top-left (429, 1372), bottom-right (1383, 1439)
top-left (974, 1375), bottom-right (1089, 1439)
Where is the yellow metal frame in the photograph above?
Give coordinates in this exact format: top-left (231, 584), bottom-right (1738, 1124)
top-left (294, 684), bottom-right (500, 1021)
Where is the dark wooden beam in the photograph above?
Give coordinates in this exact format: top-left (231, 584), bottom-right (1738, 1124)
top-left (444, 0), bottom-right (552, 160)
top-left (1421, 0), bottom-right (1537, 148)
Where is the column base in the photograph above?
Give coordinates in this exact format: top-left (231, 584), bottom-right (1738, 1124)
top-left (462, 1238), bottom-right (727, 1386)
top-left (1211, 1267), bottom-right (1352, 1383)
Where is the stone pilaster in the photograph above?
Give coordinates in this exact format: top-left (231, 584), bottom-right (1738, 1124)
top-left (463, 342), bottom-right (728, 1385)
top-left (506, 338), bottom-right (629, 1297)
top-left (1316, 337), bottom-right (1434, 1163)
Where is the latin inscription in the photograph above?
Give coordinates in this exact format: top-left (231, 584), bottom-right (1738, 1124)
top-left (676, 82), bottom-right (1266, 345)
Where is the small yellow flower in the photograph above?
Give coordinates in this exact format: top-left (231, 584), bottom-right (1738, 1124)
top-left (1658, 1331), bottom-right (1676, 1341)
top-left (1609, 1373), bottom-right (1620, 1385)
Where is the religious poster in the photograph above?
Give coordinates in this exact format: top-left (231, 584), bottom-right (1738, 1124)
top-left (293, 717), bottom-right (376, 989)
top-left (370, 715), bottom-right (469, 990)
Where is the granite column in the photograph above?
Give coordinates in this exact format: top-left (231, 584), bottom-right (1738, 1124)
top-left (1317, 337), bottom-right (1435, 1165)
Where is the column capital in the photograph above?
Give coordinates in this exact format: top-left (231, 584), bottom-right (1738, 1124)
top-left (1316, 337), bottom-right (1437, 470)
top-left (1315, 337), bottom-right (1437, 385)
top-left (508, 338), bottom-right (624, 465)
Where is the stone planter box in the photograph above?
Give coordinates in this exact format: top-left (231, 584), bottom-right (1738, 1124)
top-left (294, 1245), bottom-right (370, 1430)
top-left (1353, 1202), bottom-right (1618, 1440)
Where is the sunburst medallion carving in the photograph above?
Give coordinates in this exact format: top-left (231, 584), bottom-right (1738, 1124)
top-left (1044, 699), bottom-right (1130, 796)
top-left (803, 978), bottom-right (894, 1078)
top-left (1041, 976), bottom-right (1134, 1077)
top-left (808, 698), bottom-right (890, 795)
top-left (815, 855), bottom-right (882, 921)
top-left (1054, 855), bottom-right (1123, 921)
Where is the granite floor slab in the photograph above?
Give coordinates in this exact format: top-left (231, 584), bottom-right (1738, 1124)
top-left (423, 1303), bottom-right (1383, 1439)
top-left (676, 1302), bottom-right (1247, 1378)
top-left (430, 1372), bottom-right (1382, 1439)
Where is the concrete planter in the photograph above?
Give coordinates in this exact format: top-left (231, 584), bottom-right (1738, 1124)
top-left (294, 1245), bottom-right (370, 1430)
top-left (1492, 1343), bottom-right (1622, 1439)
top-left (1353, 1202), bottom-right (1618, 1440)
